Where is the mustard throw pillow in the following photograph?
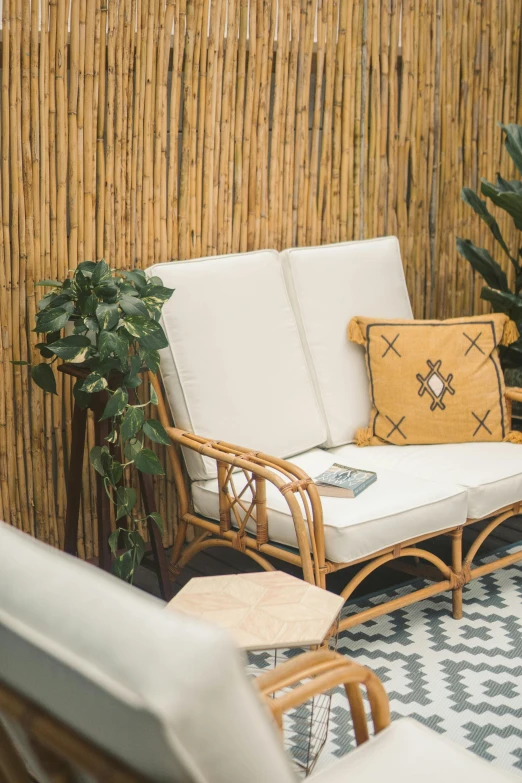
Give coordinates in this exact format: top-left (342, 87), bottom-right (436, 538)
top-left (347, 313), bottom-right (518, 447)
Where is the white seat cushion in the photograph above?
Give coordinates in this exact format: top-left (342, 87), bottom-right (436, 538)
top-left (309, 719), bottom-right (518, 782)
top-left (191, 448), bottom-right (467, 563)
top-left (329, 442), bottom-right (522, 520)
top-left (148, 251), bottom-right (326, 481)
top-left (280, 237), bottom-right (412, 448)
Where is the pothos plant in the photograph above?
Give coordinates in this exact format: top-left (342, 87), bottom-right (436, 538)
top-left (20, 259), bottom-right (174, 582)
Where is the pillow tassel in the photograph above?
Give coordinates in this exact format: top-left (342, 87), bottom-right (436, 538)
top-left (504, 430), bottom-right (522, 444)
top-left (347, 318), bottom-right (365, 346)
top-left (355, 427), bottom-right (373, 447)
top-left (501, 319), bottom-right (519, 347)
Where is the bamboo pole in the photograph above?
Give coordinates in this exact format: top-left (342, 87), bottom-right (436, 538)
top-left (1, 0), bottom-right (522, 557)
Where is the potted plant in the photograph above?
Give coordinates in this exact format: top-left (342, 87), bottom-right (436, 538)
top-left (457, 122), bottom-right (522, 399)
top-left (17, 260), bottom-right (174, 582)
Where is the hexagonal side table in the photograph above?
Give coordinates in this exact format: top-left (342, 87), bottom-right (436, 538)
top-left (166, 571), bottom-right (344, 775)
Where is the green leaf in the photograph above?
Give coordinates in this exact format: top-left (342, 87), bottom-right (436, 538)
top-left (101, 451), bottom-right (123, 486)
top-left (138, 347), bottom-right (160, 374)
top-left (34, 306), bottom-right (71, 334)
top-left (481, 178), bottom-right (522, 231)
top-left (480, 287), bottom-right (522, 320)
top-left (99, 330), bottom-right (129, 365)
top-left (120, 295), bottom-right (149, 317)
top-left (72, 268), bottom-right (92, 296)
top-left (116, 486), bottom-right (137, 521)
top-left (79, 293), bottom-right (99, 316)
top-left (108, 529), bottom-right (121, 555)
top-left (121, 406), bottom-right (145, 441)
top-left (95, 282), bottom-right (119, 300)
top-left (122, 269), bottom-right (148, 290)
top-left (89, 358), bottom-right (122, 375)
top-left (73, 320), bottom-right (88, 335)
top-left (38, 293), bottom-right (56, 311)
top-left (73, 378), bottom-right (91, 409)
top-left (148, 512), bottom-right (164, 534)
top-left (84, 316), bottom-right (100, 333)
top-left (35, 279), bottom-right (62, 287)
top-left (147, 275), bottom-right (166, 287)
top-left (100, 387), bottom-right (128, 420)
top-left (91, 259), bottom-right (112, 286)
top-left (77, 260), bottom-right (97, 275)
top-left (105, 428), bottom-right (118, 443)
top-left (81, 372), bottom-right (108, 393)
top-left (96, 302), bottom-right (120, 331)
top-left (143, 419), bottom-right (170, 445)
top-left (128, 530), bottom-right (146, 564)
top-left (134, 447), bottom-right (165, 475)
top-left (456, 238), bottom-right (509, 291)
top-left (124, 438), bottom-right (143, 460)
top-left (122, 354), bottom-right (143, 389)
top-left (495, 174), bottom-right (522, 194)
top-left (124, 316), bottom-right (169, 350)
top-left (90, 445), bottom-right (109, 475)
top-left (141, 284), bottom-right (174, 310)
top-left (35, 342), bottom-right (54, 359)
top-left (111, 550), bottom-right (136, 581)
top-left (31, 363), bottom-right (57, 394)
top-left (461, 187), bottom-right (515, 265)
top-left (46, 335), bottom-right (92, 363)
top-left (150, 382), bottom-right (158, 405)
top-left (11, 360), bottom-right (29, 365)
top-left (500, 122), bottom-right (522, 175)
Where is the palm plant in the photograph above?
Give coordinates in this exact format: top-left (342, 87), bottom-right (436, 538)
top-left (457, 123), bottom-right (522, 371)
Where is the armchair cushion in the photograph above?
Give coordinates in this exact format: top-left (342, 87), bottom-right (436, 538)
top-left (280, 237), bottom-right (413, 448)
top-left (148, 251), bottom-right (326, 481)
top-left (329, 441), bottom-right (522, 520)
top-left (191, 448), bottom-right (467, 563)
top-left (309, 718), bottom-right (518, 782)
top-left (0, 522), bottom-right (295, 783)
top-left (347, 314), bottom-right (511, 446)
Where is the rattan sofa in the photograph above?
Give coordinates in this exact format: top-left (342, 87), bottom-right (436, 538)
top-left (147, 238), bottom-right (522, 633)
top-left (0, 521), bottom-right (517, 783)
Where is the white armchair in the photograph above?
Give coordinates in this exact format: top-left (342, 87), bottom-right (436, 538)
top-left (0, 522), bottom-right (517, 782)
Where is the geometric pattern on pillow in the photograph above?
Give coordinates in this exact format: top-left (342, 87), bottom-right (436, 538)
top-left (348, 314), bottom-right (510, 445)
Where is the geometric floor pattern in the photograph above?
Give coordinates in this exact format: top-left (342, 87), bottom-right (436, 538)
top-left (266, 545), bottom-right (522, 777)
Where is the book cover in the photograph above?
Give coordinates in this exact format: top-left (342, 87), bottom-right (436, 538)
top-left (313, 463), bottom-right (377, 498)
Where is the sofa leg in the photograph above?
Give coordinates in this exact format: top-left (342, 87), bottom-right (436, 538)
top-left (451, 527), bottom-right (464, 620)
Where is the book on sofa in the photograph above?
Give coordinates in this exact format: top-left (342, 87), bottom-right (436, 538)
top-left (313, 463), bottom-right (377, 498)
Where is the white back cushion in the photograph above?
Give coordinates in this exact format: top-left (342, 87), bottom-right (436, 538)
top-left (280, 238), bottom-right (413, 447)
top-left (148, 252), bottom-right (326, 480)
top-left (0, 522), bottom-right (295, 783)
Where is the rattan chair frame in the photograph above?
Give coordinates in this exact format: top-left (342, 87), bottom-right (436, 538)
top-left (0, 651), bottom-right (390, 783)
top-left (151, 373), bottom-right (522, 633)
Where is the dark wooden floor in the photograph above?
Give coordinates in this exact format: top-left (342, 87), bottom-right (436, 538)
top-left (135, 515), bottom-right (522, 600)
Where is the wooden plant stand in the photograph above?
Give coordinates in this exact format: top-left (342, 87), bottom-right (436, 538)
top-left (59, 363), bottom-right (172, 600)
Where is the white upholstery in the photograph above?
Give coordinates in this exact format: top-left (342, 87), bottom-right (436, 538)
top-left (0, 523), bottom-right (515, 782)
top-left (330, 442), bottom-right (522, 520)
top-left (148, 251), bottom-right (326, 481)
top-left (280, 237), bottom-right (412, 448)
top-left (309, 719), bottom-right (519, 782)
top-left (0, 522), bottom-right (295, 783)
top-left (191, 448), bottom-right (468, 563)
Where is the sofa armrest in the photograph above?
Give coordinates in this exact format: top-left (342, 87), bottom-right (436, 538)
top-left (255, 650), bottom-right (390, 745)
top-left (148, 372), bottom-right (325, 586)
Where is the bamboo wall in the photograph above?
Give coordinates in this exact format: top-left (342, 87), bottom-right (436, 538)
top-left (0, 0), bottom-right (521, 552)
